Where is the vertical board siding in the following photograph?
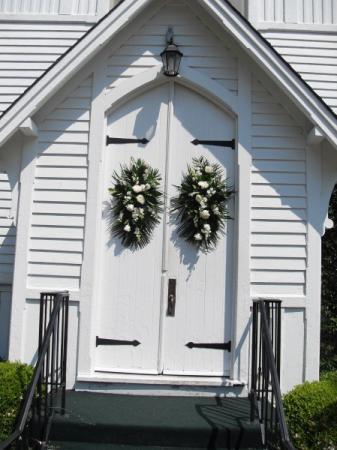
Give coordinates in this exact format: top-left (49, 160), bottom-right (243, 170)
top-left (262, 30), bottom-right (337, 114)
top-left (0, 22), bottom-right (91, 116)
top-left (0, 0), bottom-right (103, 15)
top-left (28, 76), bottom-right (92, 290)
top-left (258, 0), bottom-right (337, 24)
top-left (0, 290), bottom-right (11, 359)
top-left (251, 77), bottom-right (307, 296)
top-left (106, 2), bottom-right (238, 95)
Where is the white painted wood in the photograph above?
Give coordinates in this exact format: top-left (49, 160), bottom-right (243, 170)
top-left (0, 289), bottom-right (11, 359)
top-left (96, 84), bottom-right (169, 374)
top-left (28, 76), bottom-right (92, 290)
top-left (163, 84), bottom-right (235, 376)
top-left (0, 0), bottom-right (106, 15)
top-left (1, 0), bottom-right (336, 156)
top-left (231, 57), bottom-right (251, 384)
top-left (307, 126), bottom-right (324, 146)
top-left (304, 144), bottom-right (323, 382)
top-left (106, 1), bottom-right (239, 97)
top-left (250, 74), bottom-right (307, 297)
top-left (77, 50), bottom-right (110, 377)
top-left (250, 0), bottom-right (337, 24)
top-left (96, 81), bottom-right (235, 376)
top-left (0, 21), bottom-right (92, 117)
top-left (261, 29), bottom-right (337, 114)
top-left (19, 118), bottom-right (38, 137)
top-left (281, 308), bottom-right (305, 392)
top-left (8, 135), bottom-right (37, 361)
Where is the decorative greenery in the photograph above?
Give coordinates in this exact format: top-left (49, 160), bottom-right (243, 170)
top-left (283, 371), bottom-right (337, 449)
top-left (171, 156), bottom-right (234, 252)
top-left (321, 184), bottom-right (337, 373)
top-left (0, 361), bottom-right (33, 441)
top-left (109, 158), bottom-right (163, 250)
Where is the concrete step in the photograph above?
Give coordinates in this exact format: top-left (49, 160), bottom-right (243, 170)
top-left (49, 392), bottom-right (263, 449)
top-left (49, 444), bottom-right (265, 450)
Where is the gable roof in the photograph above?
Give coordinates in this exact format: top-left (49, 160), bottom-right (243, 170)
top-left (0, 0), bottom-right (336, 149)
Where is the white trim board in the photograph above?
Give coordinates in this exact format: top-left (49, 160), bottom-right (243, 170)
top-left (0, 0), bottom-right (336, 151)
top-left (0, 14), bottom-right (98, 22)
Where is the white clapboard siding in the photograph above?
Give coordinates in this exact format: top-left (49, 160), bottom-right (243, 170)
top-left (0, 21), bottom-right (92, 116)
top-left (28, 77), bottom-right (92, 290)
top-left (261, 30), bottom-right (337, 114)
top-left (0, 0), bottom-right (105, 15)
top-left (251, 77), bottom-right (307, 296)
top-left (106, 2), bottom-right (238, 95)
top-left (0, 172), bottom-right (15, 282)
top-left (254, 0), bottom-right (337, 24)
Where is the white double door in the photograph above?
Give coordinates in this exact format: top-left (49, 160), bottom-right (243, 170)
top-left (95, 82), bottom-right (235, 378)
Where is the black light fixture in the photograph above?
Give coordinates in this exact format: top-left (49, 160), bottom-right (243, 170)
top-left (161, 27), bottom-right (183, 77)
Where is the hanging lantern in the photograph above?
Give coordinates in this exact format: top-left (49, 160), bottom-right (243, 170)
top-left (161, 28), bottom-right (183, 77)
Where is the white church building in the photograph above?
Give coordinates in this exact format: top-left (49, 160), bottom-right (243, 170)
top-left (0, 0), bottom-right (337, 396)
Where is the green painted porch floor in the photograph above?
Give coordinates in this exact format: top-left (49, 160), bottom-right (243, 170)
top-left (49, 392), bottom-right (263, 450)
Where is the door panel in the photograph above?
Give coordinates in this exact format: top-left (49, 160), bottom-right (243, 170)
top-left (163, 85), bottom-right (235, 376)
top-left (95, 84), bottom-right (169, 374)
top-left (95, 82), bottom-right (235, 378)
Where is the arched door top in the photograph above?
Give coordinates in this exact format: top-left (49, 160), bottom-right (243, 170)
top-left (103, 64), bottom-right (239, 119)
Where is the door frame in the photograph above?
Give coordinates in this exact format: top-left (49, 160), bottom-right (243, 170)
top-left (77, 60), bottom-right (252, 385)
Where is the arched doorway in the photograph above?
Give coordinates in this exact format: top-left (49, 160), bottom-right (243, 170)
top-left (94, 82), bottom-right (236, 378)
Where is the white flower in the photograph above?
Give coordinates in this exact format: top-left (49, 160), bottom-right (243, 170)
top-left (207, 188), bottom-right (216, 197)
top-left (198, 181), bottom-right (209, 189)
top-left (194, 233), bottom-right (202, 241)
top-left (144, 183), bottom-right (151, 191)
top-left (200, 209), bottom-right (210, 220)
top-left (203, 224), bottom-right (211, 232)
top-left (212, 206), bottom-right (220, 215)
top-left (195, 194), bottom-right (203, 204)
top-left (136, 194), bottom-right (145, 205)
top-left (124, 224), bottom-right (131, 232)
top-left (205, 165), bottom-right (214, 174)
top-left (126, 204), bottom-right (134, 212)
top-left (132, 185), bottom-right (143, 193)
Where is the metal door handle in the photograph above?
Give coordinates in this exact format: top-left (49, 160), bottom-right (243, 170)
top-left (167, 279), bottom-right (176, 317)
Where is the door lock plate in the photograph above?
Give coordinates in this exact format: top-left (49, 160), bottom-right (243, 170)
top-left (167, 279), bottom-right (176, 317)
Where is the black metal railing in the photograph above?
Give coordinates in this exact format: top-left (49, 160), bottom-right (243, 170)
top-left (0, 291), bottom-right (69, 450)
top-left (250, 299), bottom-right (295, 450)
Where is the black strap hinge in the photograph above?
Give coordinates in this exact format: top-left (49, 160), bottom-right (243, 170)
top-left (106, 136), bottom-right (149, 145)
top-left (186, 341), bottom-right (231, 352)
top-left (191, 139), bottom-right (235, 149)
top-left (96, 336), bottom-right (141, 347)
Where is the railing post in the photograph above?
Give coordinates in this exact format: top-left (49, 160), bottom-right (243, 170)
top-left (250, 299), bottom-right (295, 450)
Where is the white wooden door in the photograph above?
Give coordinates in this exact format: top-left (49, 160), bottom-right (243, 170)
top-left (162, 85), bottom-right (235, 377)
top-left (95, 82), bottom-right (235, 378)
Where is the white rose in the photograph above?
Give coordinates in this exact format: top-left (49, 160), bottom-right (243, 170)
top-left (144, 183), bottom-right (151, 191)
top-left (136, 194), bottom-right (145, 205)
top-left (126, 204), bottom-right (134, 212)
top-left (203, 224), bottom-right (211, 232)
top-left (124, 224), bottom-right (131, 232)
top-left (198, 181), bottom-right (209, 189)
top-left (212, 206), bottom-right (220, 215)
top-left (132, 185), bottom-right (143, 193)
top-left (194, 233), bottom-right (202, 241)
top-left (200, 209), bottom-right (210, 220)
top-left (205, 165), bottom-right (214, 174)
top-left (195, 194), bottom-right (203, 204)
